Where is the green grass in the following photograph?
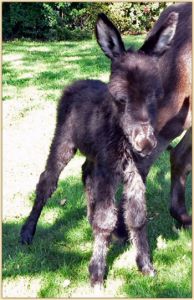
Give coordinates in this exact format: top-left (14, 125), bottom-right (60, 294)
top-left (3, 36), bottom-right (192, 298)
top-left (2, 35), bottom-right (145, 103)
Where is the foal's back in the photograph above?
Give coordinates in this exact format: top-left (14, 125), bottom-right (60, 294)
top-left (56, 79), bottom-right (118, 157)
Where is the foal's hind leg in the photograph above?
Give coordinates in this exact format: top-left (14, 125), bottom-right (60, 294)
top-left (20, 129), bottom-right (76, 244)
top-left (170, 128), bottom-right (192, 227)
top-left (112, 196), bottom-right (128, 241)
top-left (82, 159), bottom-right (95, 225)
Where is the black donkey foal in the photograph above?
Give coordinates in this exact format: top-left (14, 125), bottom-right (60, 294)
top-left (20, 12), bottom-right (178, 287)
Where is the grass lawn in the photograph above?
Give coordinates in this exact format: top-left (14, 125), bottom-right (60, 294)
top-left (2, 36), bottom-right (192, 298)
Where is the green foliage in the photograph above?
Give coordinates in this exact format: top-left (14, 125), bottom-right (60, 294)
top-left (106, 2), bottom-right (169, 33)
top-left (3, 3), bottom-right (50, 40)
top-left (3, 2), bottom-right (173, 41)
top-left (3, 2), bottom-right (91, 41)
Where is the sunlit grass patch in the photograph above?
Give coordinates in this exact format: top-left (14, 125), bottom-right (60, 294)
top-left (3, 275), bottom-right (43, 298)
top-left (40, 207), bottom-right (62, 225)
top-left (112, 246), bottom-right (137, 271)
top-left (3, 53), bottom-right (24, 63)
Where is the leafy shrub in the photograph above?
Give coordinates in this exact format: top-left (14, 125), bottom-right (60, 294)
top-left (3, 2), bottom-right (173, 41)
top-left (84, 2), bottom-right (172, 34)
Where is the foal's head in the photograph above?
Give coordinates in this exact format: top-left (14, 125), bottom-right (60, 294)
top-left (96, 12), bottom-right (178, 157)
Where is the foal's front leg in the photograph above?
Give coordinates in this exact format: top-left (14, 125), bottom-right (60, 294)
top-left (89, 167), bottom-right (118, 287)
top-left (123, 170), bottom-right (155, 276)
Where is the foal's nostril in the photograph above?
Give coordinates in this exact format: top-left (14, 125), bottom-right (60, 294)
top-left (134, 133), bottom-right (157, 157)
top-left (152, 139), bottom-right (157, 149)
top-left (150, 135), bottom-right (157, 149)
top-left (150, 133), bottom-right (157, 149)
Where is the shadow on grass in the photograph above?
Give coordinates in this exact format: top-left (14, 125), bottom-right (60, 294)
top-left (3, 178), bottom-right (91, 281)
top-left (146, 150), bottom-right (191, 252)
top-left (2, 150), bottom-right (191, 297)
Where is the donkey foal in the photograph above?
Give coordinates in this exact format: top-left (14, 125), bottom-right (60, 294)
top-left (20, 12), bottom-right (178, 287)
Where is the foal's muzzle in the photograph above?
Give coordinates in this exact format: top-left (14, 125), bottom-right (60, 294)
top-left (132, 124), bottom-right (157, 157)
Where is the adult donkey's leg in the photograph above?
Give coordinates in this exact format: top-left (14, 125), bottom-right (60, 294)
top-left (88, 166), bottom-right (118, 287)
top-left (170, 128), bottom-right (192, 227)
top-left (20, 127), bottom-right (76, 244)
top-left (123, 169), bottom-right (155, 276)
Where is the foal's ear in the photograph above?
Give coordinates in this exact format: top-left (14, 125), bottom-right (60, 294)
top-left (95, 13), bottom-right (125, 59)
top-left (140, 12), bottom-right (179, 56)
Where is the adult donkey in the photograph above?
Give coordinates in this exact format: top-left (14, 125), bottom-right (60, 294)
top-left (138, 2), bottom-right (192, 228)
top-left (20, 3), bottom-right (191, 287)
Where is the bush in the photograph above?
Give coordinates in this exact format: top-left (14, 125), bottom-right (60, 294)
top-left (45, 26), bottom-right (92, 41)
top-left (3, 2), bottom-right (173, 41)
top-left (75, 2), bottom-right (172, 34)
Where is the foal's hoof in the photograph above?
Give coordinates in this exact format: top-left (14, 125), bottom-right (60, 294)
top-left (141, 264), bottom-right (156, 277)
top-left (93, 282), bottom-right (104, 292)
top-left (20, 226), bottom-right (34, 245)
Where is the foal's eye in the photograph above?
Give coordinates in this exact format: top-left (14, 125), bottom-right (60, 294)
top-left (146, 93), bottom-right (155, 105)
top-left (116, 96), bottom-right (127, 105)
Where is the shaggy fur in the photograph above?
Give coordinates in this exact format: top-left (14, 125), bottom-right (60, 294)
top-left (20, 3), bottom-right (191, 287)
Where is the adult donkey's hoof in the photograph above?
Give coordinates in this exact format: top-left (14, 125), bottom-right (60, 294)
top-left (170, 208), bottom-right (192, 228)
top-left (180, 214), bottom-right (192, 228)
